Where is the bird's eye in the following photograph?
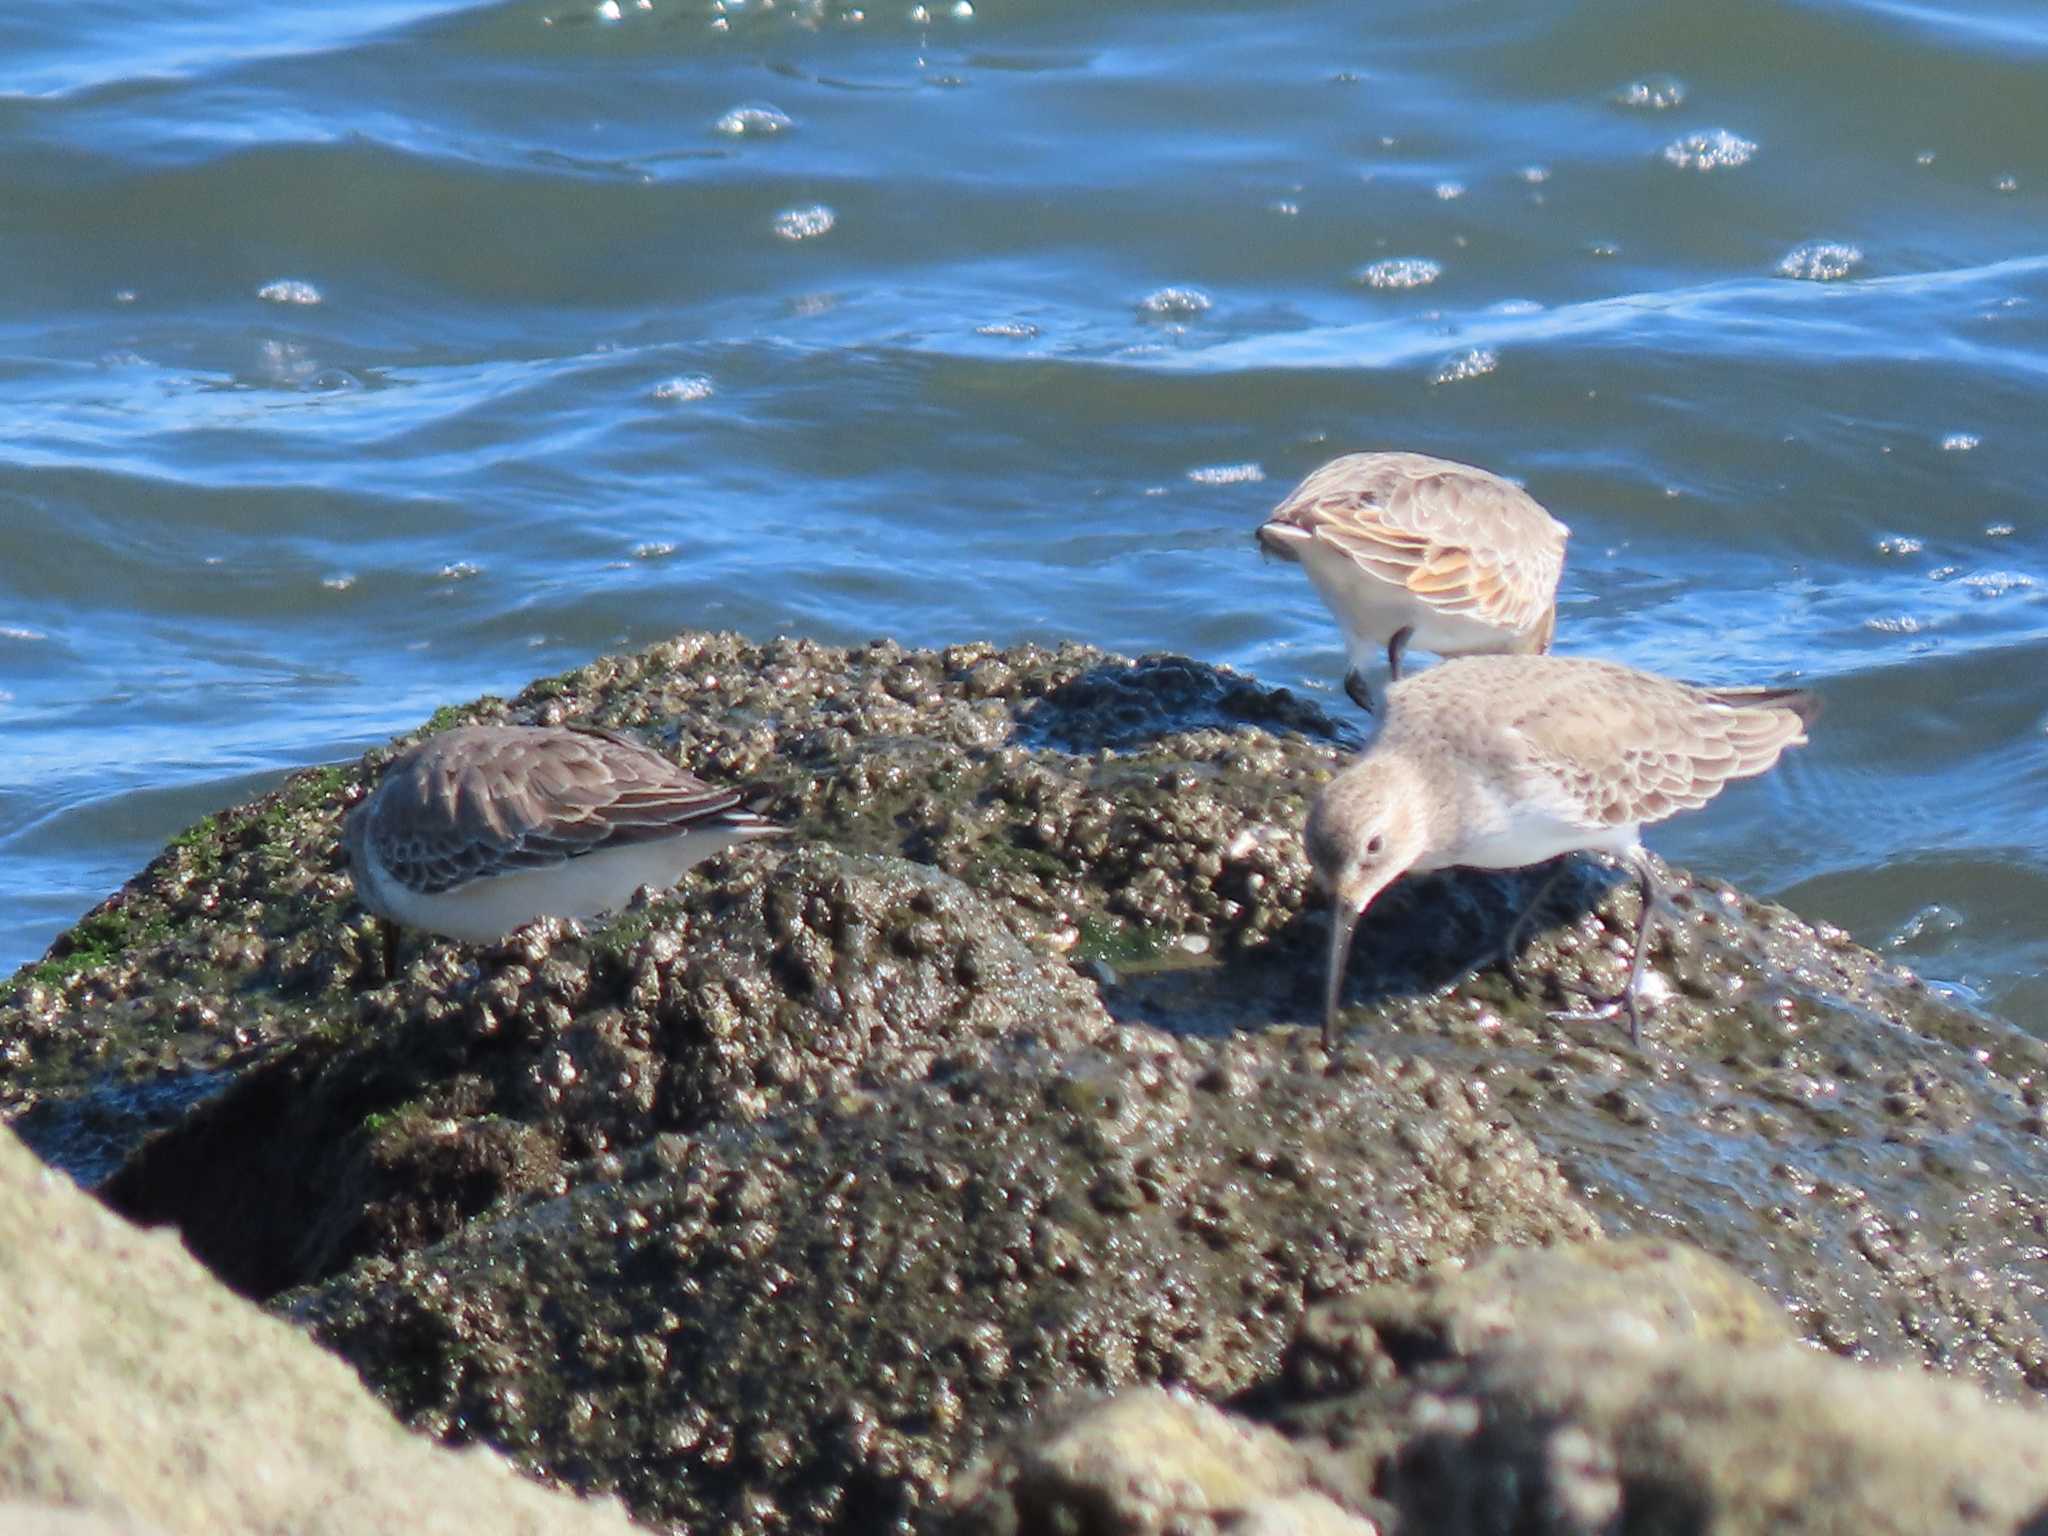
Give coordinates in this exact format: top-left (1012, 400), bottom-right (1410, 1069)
top-left (1366, 834), bottom-right (1385, 855)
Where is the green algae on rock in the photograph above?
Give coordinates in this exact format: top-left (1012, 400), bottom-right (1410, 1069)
top-left (0, 636), bottom-right (1344, 1174)
top-left (7, 630), bottom-right (2048, 1532)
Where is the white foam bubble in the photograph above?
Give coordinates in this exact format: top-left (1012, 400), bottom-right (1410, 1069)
top-left (975, 321), bottom-right (1039, 338)
top-left (1940, 432), bottom-right (1981, 452)
top-left (1431, 349), bottom-right (1498, 385)
top-left (257, 279), bottom-right (322, 305)
top-left (1433, 180), bottom-right (1465, 201)
top-left (1778, 242), bottom-right (1862, 281)
top-left (1140, 286), bottom-right (1212, 318)
top-left (1661, 129), bottom-right (1757, 172)
top-left (1187, 462), bottom-right (1264, 485)
top-left (437, 561), bottom-right (481, 581)
top-left (1964, 570), bottom-right (2031, 596)
top-left (773, 204), bottom-right (836, 241)
top-left (1353, 257), bottom-right (1440, 289)
top-left (1615, 75), bottom-right (1686, 110)
top-left (714, 104), bottom-right (793, 136)
top-left (652, 376), bottom-right (714, 402)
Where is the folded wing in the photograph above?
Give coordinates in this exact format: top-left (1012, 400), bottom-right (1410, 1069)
top-left (1263, 452), bottom-right (1567, 636)
top-left (374, 725), bottom-right (764, 895)
top-left (1499, 663), bottom-right (1814, 830)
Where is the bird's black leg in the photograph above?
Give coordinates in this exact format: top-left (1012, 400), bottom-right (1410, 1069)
top-left (1494, 856), bottom-right (1573, 987)
top-left (381, 918), bottom-right (399, 984)
top-left (1386, 625), bottom-right (1414, 682)
top-left (1554, 853), bottom-right (1660, 1045)
top-left (1344, 668), bottom-right (1377, 714)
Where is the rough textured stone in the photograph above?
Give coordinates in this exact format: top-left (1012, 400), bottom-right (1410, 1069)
top-left (285, 1030), bottom-right (1595, 1535)
top-left (951, 1243), bottom-right (2048, 1536)
top-left (1292, 1237), bottom-right (1798, 1373)
top-left (7, 631), bottom-right (2048, 1533)
top-left (1289, 1244), bottom-right (2048, 1536)
top-left (0, 1127), bottom-right (641, 1536)
top-left (1347, 1328), bottom-right (2048, 1535)
top-left (0, 1508), bottom-right (171, 1536)
top-left (944, 1389), bottom-right (1374, 1536)
top-left (100, 848), bottom-right (1115, 1297)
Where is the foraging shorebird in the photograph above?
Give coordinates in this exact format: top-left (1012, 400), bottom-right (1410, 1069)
top-left (1256, 451), bottom-right (1569, 710)
top-left (345, 723), bottom-right (781, 972)
top-left (1305, 654), bottom-right (1816, 1047)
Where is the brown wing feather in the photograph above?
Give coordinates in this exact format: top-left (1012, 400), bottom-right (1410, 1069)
top-left (1435, 658), bottom-right (1813, 831)
top-left (369, 725), bottom-right (758, 895)
top-left (1261, 452), bottom-right (1568, 635)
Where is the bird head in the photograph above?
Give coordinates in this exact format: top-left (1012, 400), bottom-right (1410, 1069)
top-left (1303, 757), bottom-right (1431, 1047)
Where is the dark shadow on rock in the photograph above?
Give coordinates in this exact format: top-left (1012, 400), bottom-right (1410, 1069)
top-left (97, 1005), bottom-right (549, 1300)
top-left (1089, 856), bottom-right (1629, 1043)
top-left (102, 845), bottom-right (1116, 1300)
top-left (1017, 655), bottom-right (1359, 754)
top-left (11, 1070), bottom-right (229, 1190)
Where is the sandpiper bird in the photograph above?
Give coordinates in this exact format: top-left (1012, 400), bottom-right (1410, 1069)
top-left (1255, 452), bottom-right (1570, 710)
top-left (1304, 654), bottom-right (1817, 1048)
top-left (345, 723), bottom-right (781, 971)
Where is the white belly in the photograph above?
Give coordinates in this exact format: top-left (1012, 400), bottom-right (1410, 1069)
top-left (366, 827), bottom-right (758, 943)
top-left (1296, 541), bottom-right (1518, 667)
top-left (1421, 789), bottom-right (1640, 874)
top-left (1448, 818), bottom-right (1639, 873)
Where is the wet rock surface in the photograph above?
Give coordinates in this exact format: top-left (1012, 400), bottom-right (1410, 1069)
top-left (5, 631), bottom-right (2048, 1531)
top-left (101, 846), bottom-right (1119, 1297)
top-left (951, 1242), bottom-right (2048, 1536)
top-left (288, 1030), bottom-right (1592, 1532)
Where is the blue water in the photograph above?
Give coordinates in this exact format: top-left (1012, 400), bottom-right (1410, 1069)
top-left (2, 0), bottom-right (2045, 1022)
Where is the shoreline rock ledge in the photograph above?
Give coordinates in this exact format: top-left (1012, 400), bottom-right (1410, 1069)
top-left (5, 630), bottom-right (2048, 1535)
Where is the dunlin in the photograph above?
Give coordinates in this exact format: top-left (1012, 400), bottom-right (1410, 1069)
top-left (1256, 452), bottom-right (1569, 709)
top-left (345, 723), bottom-right (780, 968)
top-left (1304, 655), bottom-right (1816, 1047)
